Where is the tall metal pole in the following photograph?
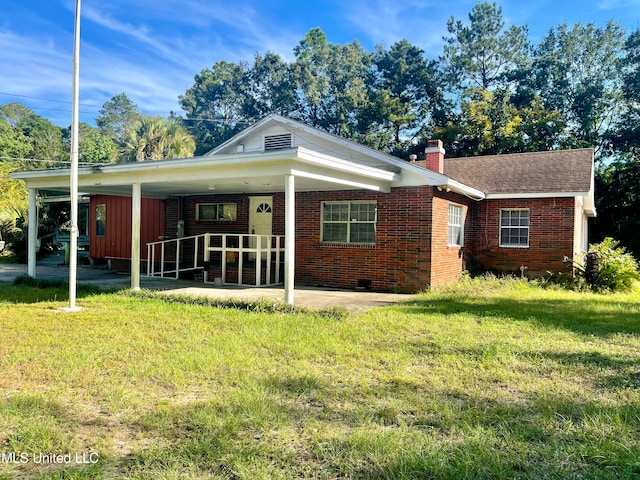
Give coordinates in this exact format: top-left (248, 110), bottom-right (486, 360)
top-left (68, 0), bottom-right (81, 311)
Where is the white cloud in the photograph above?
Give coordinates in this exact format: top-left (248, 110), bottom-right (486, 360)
top-left (598, 0), bottom-right (640, 9)
top-left (0, 30), bottom-right (72, 97)
top-left (336, 0), bottom-right (476, 56)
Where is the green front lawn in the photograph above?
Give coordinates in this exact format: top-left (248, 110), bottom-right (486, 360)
top-left (1, 278), bottom-right (639, 479)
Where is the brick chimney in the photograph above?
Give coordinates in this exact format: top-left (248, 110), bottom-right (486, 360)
top-left (425, 139), bottom-right (445, 173)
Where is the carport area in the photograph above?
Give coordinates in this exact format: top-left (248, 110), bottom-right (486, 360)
top-left (0, 256), bottom-right (411, 312)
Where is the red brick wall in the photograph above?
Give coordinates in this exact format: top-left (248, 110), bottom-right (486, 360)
top-left (164, 187), bottom-right (478, 292)
top-left (164, 193), bottom-right (287, 238)
top-left (430, 191), bottom-right (473, 287)
top-left (470, 198), bottom-right (576, 276)
top-left (294, 187), bottom-right (434, 292)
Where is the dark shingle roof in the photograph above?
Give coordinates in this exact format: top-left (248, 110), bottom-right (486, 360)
top-left (443, 148), bottom-right (594, 195)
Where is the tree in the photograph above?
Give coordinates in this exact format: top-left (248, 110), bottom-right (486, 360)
top-left (362, 40), bottom-right (445, 154)
top-left (442, 2), bottom-right (529, 91)
top-left (292, 28), bottom-right (371, 136)
top-left (594, 29), bottom-right (640, 257)
top-left (0, 159), bottom-right (28, 222)
top-left (0, 103), bottom-right (65, 165)
top-left (592, 161), bottom-right (640, 258)
top-left (435, 87), bottom-right (520, 156)
top-left (0, 112), bottom-right (30, 160)
top-left (521, 21), bottom-right (625, 155)
top-left (612, 29), bottom-right (640, 155)
top-left (179, 61), bottom-right (250, 155)
top-left (124, 115), bottom-right (195, 162)
top-left (244, 51), bottom-right (296, 119)
top-left (77, 123), bottom-right (119, 164)
top-left (96, 93), bottom-right (140, 144)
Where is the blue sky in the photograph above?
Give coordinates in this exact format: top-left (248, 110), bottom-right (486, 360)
top-left (2, 0), bottom-right (640, 127)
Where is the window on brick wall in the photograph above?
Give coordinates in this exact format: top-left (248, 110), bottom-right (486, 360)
top-left (500, 209), bottom-right (529, 247)
top-left (196, 203), bottom-right (237, 221)
top-left (448, 204), bottom-right (464, 246)
top-left (321, 201), bottom-right (377, 244)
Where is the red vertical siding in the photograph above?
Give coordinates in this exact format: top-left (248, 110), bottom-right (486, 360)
top-left (89, 195), bottom-right (164, 260)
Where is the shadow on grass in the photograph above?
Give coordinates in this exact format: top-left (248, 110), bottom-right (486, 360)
top-left (0, 277), bottom-right (118, 304)
top-left (118, 375), bottom-right (640, 480)
top-left (397, 294), bottom-right (640, 338)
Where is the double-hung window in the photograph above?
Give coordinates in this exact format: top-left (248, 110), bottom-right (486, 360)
top-left (500, 209), bottom-right (529, 247)
top-left (322, 201), bottom-right (377, 244)
top-left (448, 204), bottom-right (464, 246)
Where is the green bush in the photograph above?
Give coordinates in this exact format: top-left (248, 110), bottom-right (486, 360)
top-left (582, 238), bottom-right (640, 292)
top-left (3, 216), bottom-right (28, 263)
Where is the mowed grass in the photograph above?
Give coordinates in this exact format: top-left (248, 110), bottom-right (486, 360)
top-left (0, 278), bottom-right (639, 479)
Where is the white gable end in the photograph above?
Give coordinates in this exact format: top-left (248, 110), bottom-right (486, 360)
top-left (204, 114), bottom-right (484, 198)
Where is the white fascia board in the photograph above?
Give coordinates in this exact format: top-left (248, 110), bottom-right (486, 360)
top-left (391, 162), bottom-right (485, 198)
top-left (290, 168), bottom-right (390, 192)
top-left (443, 179), bottom-right (485, 199)
top-left (296, 147), bottom-right (399, 182)
top-left (11, 150), bottom-right (298, 188)
top-left (488, 191), bottom-right (596, 217)
top-left (582, 190), bottom-right (597, 217)
top-left (486, 192), bottom-right (590, 199)
top-left (205, 115), bottom-right (277, 156)
top-left (579, 195), bottom-right (598, 217)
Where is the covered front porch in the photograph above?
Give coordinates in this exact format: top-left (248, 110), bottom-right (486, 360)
top-left (13, 146), bottom-right (399, 305)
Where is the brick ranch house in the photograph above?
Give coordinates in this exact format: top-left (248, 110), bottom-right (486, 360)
top-left (12, 114), bottom-right (595, 304)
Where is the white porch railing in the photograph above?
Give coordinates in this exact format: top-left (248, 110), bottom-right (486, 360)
top-left (146, 233), bottom-right (285, 287)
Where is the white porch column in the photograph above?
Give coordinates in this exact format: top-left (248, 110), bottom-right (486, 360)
top-left (131, 182), bottom-right (141, 290)
top-left (27, 188), bottom-right (38, 277)
top-left (284, 174), bottom-right (295, 305)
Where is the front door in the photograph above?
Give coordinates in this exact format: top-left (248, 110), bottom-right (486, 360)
top-left (249, 196), bottom-right (273, 260)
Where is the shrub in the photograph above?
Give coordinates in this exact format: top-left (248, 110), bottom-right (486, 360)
top-left (581, 238), bottom-right (640, 292)
top-left (3, 216), bottom-right (28, 263)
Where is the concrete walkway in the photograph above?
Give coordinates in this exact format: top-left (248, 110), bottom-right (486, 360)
top-left (0, 257), bottom-right (411, 312)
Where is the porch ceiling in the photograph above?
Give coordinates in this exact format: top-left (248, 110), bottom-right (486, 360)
top-left (13, 148), bottom-right (399, 198)
top-left (60, 174), bottom-right (372, 197)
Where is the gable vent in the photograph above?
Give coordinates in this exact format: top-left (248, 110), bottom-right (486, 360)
top-left (264, 133), bottom-right (292, 151)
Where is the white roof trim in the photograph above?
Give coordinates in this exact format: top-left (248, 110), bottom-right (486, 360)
top-left (443, 179), bottom-right (485, 199)
top-left (10, 148), bottom-right (297, 181)
top-left (486, 192), bottom-right (590, 199)
top-left (296, 147), bottom-right (399, 182)
top-left (290, 168), bottom-right (390, 193)
top-left (10, 146), bottom-right (397, 194)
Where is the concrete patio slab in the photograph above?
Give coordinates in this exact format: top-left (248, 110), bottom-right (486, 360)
top-left (0, 261), bottom-right (412, 312)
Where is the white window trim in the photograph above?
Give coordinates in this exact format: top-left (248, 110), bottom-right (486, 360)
top-left (320, 201), bottom-right (377, 245)
top-left (196, 203), bottom-right (237, 221)
top-left (447, 204), bottom-right (464, 247)
top-left (499, 208), bottom-right (530, 248)
top-left (95, 203), bottom-right (106, 237)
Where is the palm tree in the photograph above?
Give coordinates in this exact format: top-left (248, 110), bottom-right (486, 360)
top-left (165, 120), bottom-right (196, 158)
top-left (125, 115), bottom-right (195, 162)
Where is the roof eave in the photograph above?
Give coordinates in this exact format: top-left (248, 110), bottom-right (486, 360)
top-left (442, 179), bottom-right (485, 199)
top-left (486, 192), bottom-right (591, 199)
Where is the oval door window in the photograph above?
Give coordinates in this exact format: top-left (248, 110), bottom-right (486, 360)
top-left (256, 203), bottom-right (272, 213)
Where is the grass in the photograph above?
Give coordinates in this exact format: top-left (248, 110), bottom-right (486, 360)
top-left (0, 277), bottom-right (639, 479)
